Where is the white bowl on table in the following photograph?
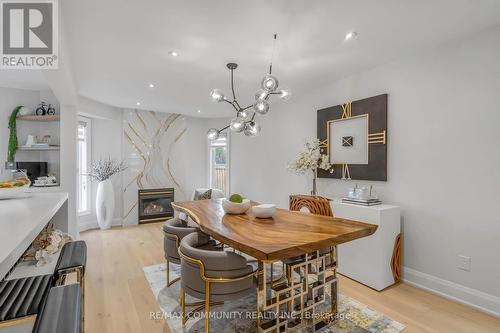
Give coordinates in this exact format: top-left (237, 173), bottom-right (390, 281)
top-left (252, 204), bottom-right (276, 218)
top-left (221, 198), bottom-right (251, 215)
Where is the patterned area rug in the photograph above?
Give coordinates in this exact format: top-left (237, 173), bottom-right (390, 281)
top-left (143, 263), bottom-right (405, 333)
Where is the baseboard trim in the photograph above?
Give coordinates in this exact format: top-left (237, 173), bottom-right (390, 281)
top-left (78, 218), bottom-right (123, 232)
top-left (403, 267), bottom-right (500, 318)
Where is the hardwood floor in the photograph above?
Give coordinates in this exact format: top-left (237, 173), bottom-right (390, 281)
top-left (80, 223), bottom-right (500, 333)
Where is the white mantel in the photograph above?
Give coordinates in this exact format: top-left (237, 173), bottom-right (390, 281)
top-left (0, 192), bottom-right (69, 280)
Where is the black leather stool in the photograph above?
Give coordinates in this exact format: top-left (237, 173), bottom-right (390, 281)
top-left (0, 275), bottom-right (53, 329)
top-left (32, 284), bottom-right (82, 333)
top-left (54, 240), bottom-right (87, 332)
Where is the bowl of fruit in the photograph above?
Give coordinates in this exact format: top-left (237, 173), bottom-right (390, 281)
top-left (0, 171), bottom-right (31, 200)
top-left (221, 194), bottom-right (251, 215)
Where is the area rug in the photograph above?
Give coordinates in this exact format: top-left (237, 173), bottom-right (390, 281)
top-left (143, 263), bottom-right (405, 332)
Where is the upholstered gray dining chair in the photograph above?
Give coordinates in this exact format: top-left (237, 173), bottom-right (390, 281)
top-left (163, 187), bottom-right (224, 286)
top-left (179, 232), bottom-right (256, 333)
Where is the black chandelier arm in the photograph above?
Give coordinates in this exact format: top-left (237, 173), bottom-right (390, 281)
top-left (241, 104), bottom-right (254, 111)
top-left (251, 111), bottom-right (257, 121)
top-left (223, 98), bottom-right (241, 112)
top-left (230, 69), bottom-right (237, 101)
top-left (218, 125), bottom-right (230, 133)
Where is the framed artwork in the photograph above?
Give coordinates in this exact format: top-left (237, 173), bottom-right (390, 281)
top-left (317, 94), bottom-right (387, 181)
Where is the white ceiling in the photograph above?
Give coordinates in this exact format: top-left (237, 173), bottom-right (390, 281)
top-left (59, 0), bottom-right (500, 117)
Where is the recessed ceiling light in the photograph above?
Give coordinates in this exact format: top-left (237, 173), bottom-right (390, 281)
top-left (136, 102), bottom-right (141, 106)
top-left (148, 83), bottom-right (155, 88)
top-left (344, 31), bottom-right (358, 41)
top-left (168, 51), bottom-right (179, 57)
top-left (197, 110), bottom-right (201, 113)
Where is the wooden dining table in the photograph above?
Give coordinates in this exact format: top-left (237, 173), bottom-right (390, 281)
top-left (172, 199), bottom-right (377, 332)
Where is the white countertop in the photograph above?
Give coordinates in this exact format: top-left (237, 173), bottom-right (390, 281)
top-left (0, 192), bottom-right (68, 280)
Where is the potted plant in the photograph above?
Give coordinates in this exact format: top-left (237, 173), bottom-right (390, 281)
top-left (7, 106), bottom-right (23, 168)
top-left (287, 139), bottom-right (333, 195)
top-left (87, 157), bottom-right (126, 230)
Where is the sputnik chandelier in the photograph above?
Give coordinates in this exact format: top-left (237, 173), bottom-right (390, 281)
top-left (206, 34), bottom-right (290, 140)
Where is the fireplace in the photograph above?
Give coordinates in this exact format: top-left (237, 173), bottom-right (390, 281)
top-left (138, 188), bottom-right (174, 224)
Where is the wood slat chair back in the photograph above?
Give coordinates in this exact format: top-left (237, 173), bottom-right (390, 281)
top-left (289, 194), bottom-right (333, 217)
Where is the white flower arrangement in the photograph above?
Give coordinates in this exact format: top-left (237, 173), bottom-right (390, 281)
top-left (287, 139), bottom-right (333, 175)
top-left (87, 156), bottom-right (127, 182)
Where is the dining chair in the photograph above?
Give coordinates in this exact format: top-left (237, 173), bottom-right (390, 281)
top-left (281, 195), bottom-right (335, 284)
top-left (163, 219), bottom-right (218, 286)
top-left (178, 232), bottom-right (256, 333)
top-left (163, 187), bottom-right (224, 286)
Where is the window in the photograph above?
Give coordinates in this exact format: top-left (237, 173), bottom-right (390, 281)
top-left (77, 117), bottom-right (91, 215)
top-left (208, 132), bottom-right (229, 196)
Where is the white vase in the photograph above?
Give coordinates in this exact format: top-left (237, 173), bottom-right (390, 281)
top-left (96, 179), bottom-right (115, 230)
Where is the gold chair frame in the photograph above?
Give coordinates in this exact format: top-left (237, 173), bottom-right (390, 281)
top-left (164, 232), bottom-right (181, 287)
top-left (178, 249), bottom-right (258, 333)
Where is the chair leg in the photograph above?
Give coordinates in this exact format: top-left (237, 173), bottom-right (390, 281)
top-left (166, 259), bottom-right (180, 287)
top-left (205, 281), bottom-right (210, 333)
top-left (180, 287), bottom-right (186, 325)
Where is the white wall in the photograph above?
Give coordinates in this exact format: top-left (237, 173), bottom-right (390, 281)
top-left (77, 97), bottom-right (124, 231)
top-left (230, 26), bottom-right (500, 315)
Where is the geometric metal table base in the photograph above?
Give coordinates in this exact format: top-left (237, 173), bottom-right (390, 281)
top-left (257, 246), bottom-right (338, 332)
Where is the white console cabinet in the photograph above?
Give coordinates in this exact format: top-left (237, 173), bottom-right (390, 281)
top-left (331, 199), bottom-right (401, 291)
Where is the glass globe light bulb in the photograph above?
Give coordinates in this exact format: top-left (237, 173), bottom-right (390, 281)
top-left (255, 89), bottom-right (268, 101)
top-left (206, 128), bottom-right (219, 140)
top-left (261, 75), bottom-right (279, 92)
top-left (229, 118), bottom-right (245, 133)
top-left (253, 100), bottom-right (270, 115)
top-left (279, 88), bottom-right (291, 101)
top-left (244, 121), bottom-right (261, 137)
top-left (210, 89), bottom-right (225, 103)
top-left (237, 110), bottom-right (249, 118)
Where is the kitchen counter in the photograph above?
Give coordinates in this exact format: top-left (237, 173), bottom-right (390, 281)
top-left (0, 192), bottom-right (68, 280)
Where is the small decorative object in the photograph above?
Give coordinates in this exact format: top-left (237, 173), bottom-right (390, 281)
top-left (33, 175), bottom-right (58, 187)
top-left (221, 193), bottom-right (251, 215)
top-left (20, 224), bottom-right (72, 266)
top-left (343, 185), bottom-right (381, 206)
top-left (24, 134), bottom-right (36, 147)
top-left (41, 135), bottom-right (51, 145)
top-left (46, 104), bottom-right (56, 115)
top-left (8, 106), bottom-right (22, 162)
top-left (35, 102), bottom-right (49, 115)
top-left (342, 136), bottom-right (353, 147)
top-left (87, 157), bottom-right (127, 230)
top-left (252, 204), bottom-right (276, 218)
top-left (207, 34), bottom-right (290, 140)
top-left (287, 139), bottom-right (333, 195)
top-left (18, 106), bottom-right (33, 116)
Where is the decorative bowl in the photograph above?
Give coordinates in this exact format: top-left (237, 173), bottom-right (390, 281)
top-left (0, 172), bottom-right (31, 200)
top-left (252, 204), bottom-right (276, 218)
top-left (221, 198), bottom-right (251, 215)
top-left (0, 184), bottom-right (30, 200)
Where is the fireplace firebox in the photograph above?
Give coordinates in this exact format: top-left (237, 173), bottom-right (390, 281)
top-left (138, 188), bottom-right (174, 224)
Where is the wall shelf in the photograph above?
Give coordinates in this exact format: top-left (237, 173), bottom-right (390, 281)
top-left (16, 115), bottom-right (60, 122)
top-left (17, 146), bottom-right (60, 152)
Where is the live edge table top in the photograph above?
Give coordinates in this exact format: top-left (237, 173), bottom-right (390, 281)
top-left (171, 199), bottom-right (378, 262)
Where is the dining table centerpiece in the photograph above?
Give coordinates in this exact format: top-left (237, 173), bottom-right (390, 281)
top-left (288, 138), bottom-right (333, 195)
top-left (221, 193), bottom-right (251, 214)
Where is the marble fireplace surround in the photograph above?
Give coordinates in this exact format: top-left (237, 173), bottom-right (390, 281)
top-left (121, 110), bottom-right (224, 226)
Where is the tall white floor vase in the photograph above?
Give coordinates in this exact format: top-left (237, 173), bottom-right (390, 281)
top-left (96, 179), bottom-right (115, 230)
